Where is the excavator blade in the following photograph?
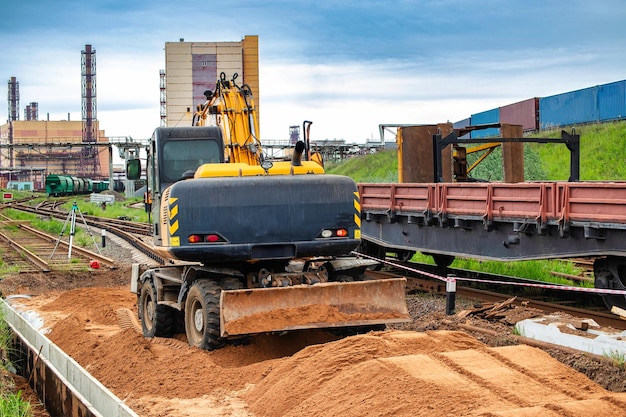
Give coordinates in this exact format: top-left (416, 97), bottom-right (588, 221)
top-left (219, 278), bottom-right (409, 337)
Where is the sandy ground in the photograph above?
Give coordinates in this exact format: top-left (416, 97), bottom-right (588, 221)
top-left (1, 265), bottom-right (626, 417)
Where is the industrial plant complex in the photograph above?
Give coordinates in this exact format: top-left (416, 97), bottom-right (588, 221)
top-left (0, 36), bottom-right (261, 193)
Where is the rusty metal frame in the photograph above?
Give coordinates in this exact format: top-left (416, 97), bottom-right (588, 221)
top-left (433, 124), bottom-right (580, 183)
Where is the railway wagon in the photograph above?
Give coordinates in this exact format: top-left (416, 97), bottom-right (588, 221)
top-left (45, 174), bottom-right (108, 197)
top-left (92, 180), bottom-right (110, 193)
top-left (358, 125), bottom-right (626, 311)
top-left (359, 181), bottom-right (626, 308)
top-left (46, 174), bottom-right (72, 196)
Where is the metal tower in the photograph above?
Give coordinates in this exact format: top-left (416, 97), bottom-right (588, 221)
top-left (7, 77), bottom-right (19, 122)
top-left (25, 102), bottom-right (38, 121)
top-left (6, 77), bottom-right (20, 168)
top-left (81, 44), bottom-right (101, 177)
top-left (289, 125), bottom-right (300, 144)
top-left (160, 69), bottom-right (167, 127)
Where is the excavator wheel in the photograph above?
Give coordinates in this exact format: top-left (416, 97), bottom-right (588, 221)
top-left (221, 277), bottom-right (244, 291)
top-left (139, 279), bottom-right (176, 338)
top-left (184, 279), bottom-right (225, 350)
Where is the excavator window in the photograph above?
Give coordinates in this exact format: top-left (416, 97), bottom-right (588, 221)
top-left (162, 139), bottom-right (222, 182)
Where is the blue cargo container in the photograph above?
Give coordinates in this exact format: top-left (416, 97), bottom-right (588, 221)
top-left (470, 108), bottom-right (499, 138)
top-left (598, 80), bottom-right (626, 122)
top-left (540, 86), bottom-right (599, 129)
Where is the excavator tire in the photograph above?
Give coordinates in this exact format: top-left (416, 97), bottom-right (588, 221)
top-left (139, 279), bottom-right (176, 338)
top-left (221, 277), bottom-right (244, 291)
top-left (185, 279), bottom-right (225, 350)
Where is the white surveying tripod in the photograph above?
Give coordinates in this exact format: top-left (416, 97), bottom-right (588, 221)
top-left (51, 201), bottom-right (102, 259)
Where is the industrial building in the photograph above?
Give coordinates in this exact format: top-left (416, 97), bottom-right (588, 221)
top-left (0, 45), bottom-right (112, 191)
top-left (162, 36), bottom-right (260, 132)
top-left (0, 119), bottom-right (110, 190)
top-left (0, 37), bottom-right (260, 192)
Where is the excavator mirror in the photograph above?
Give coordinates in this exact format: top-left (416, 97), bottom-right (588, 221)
top-left (126, 158), bottom-right (141, 180)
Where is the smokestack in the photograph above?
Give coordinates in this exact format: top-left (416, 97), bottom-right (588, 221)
top-left (7, 77), bottom-right (19, 121)
top-left (291, 141), bottom-right (305, 166)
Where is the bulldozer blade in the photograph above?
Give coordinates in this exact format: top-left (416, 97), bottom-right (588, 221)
top-left (220, 278), bottom-right (409, 337)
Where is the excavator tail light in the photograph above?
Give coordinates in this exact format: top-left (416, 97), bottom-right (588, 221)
top-left (318, 228), bottom-right (349, 239)
top-left (206, 234), bottom-right (221, 242)
top-left (188, 233), bottom-right (227, 244)
top-left (188, 234), bottom-right (203, 243)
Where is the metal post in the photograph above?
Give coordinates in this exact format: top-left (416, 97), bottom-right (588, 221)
top-left (68, 202), bottom-right (78, 259)
top-left (101, 229), bottom-right (106, 248)
top-left (446, 276), bottom-right (456, 315)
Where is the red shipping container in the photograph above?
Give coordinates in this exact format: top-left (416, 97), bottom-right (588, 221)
top-left (500, 97), bottom-right (539, 132)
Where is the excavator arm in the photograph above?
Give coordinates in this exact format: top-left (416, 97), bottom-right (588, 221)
top-left (194, 72), bottom-right (264, 166)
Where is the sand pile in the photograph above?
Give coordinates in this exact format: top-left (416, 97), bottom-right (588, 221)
top-left (8, 283), bottom-right (626, 417)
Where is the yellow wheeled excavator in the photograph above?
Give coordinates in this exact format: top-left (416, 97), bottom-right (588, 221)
top-left (127, 73), bottom-right (409, 350)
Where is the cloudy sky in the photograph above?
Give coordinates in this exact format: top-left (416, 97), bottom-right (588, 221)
top-left (1, 0), bottom-right (625, 143)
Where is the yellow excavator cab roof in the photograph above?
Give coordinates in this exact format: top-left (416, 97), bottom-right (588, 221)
top-left (194, 161), bottom-right (324, 178)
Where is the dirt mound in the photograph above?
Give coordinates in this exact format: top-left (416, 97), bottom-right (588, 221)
top-left (243, 331), bottom-right (626, 417)
top-left (5, 273), bottom-right (626, 417)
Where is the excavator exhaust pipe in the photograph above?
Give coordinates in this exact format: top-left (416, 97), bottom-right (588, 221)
top-left (291, 140), bottom-right (305, 166)
top-left (219, 278), bottom-right (409, 337)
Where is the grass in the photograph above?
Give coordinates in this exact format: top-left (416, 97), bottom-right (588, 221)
top-left (410, 252), bottom-right (590, 287)
top-left (0, 311), bottom-right (32, 417)
top-left (63, 198), bottom-right (149, 223)
top-left (0, 391), bottom-right (31, 417)
top-left (528, 121), bottom-right (626, 180)
top-left (604, 350), bottom-right (625, 369)
top-left (325, 149), bottom-right (398, 183)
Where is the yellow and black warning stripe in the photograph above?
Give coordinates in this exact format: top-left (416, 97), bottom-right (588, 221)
top-left (354, 191), bottom-right (361, 239)
top-left (168, 197), bottom-right (180, 246)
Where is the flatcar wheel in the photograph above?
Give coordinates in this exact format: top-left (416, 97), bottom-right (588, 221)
top-left (594, 256), bottom-right (626, 310)
top-left (429, 253), bottom-right (455, 268)
top-left (396, 250), bottom-right (416, 262)
top-left (184, 279), bottom-right (225, 351)
top-left (139, 279), bottom-right (176, 338)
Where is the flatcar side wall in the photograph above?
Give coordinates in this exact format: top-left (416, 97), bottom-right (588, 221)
top-left (359, 181), bottom-right (626, 261)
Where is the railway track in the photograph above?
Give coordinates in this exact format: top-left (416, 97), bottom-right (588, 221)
top-left (3, 201), bottom-right (165, 265)
top-left (365, 257), bottom-right (626, 330)
top-left (0, 213), bottom-right (115, 273)
top-left (11, 202), bottom-right (152, 236)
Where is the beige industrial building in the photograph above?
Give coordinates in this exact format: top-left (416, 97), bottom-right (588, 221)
top-left (163, 36), bottom-right (260, 132)
top-left (0, 120), bottom-right (110, 190)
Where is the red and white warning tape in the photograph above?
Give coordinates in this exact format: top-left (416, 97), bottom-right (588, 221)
top-left (354, 252), bottom-right (626, 296)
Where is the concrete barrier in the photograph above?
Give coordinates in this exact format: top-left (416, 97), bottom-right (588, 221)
top-left (1, 300), bottom-right (139, 417)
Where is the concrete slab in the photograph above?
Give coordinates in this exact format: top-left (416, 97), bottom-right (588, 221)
top-left (515, 314), bottom-right (626, 358)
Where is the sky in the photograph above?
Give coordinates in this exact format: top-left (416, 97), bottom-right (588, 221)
top-left (1, 0), bottom-right (625, 144)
